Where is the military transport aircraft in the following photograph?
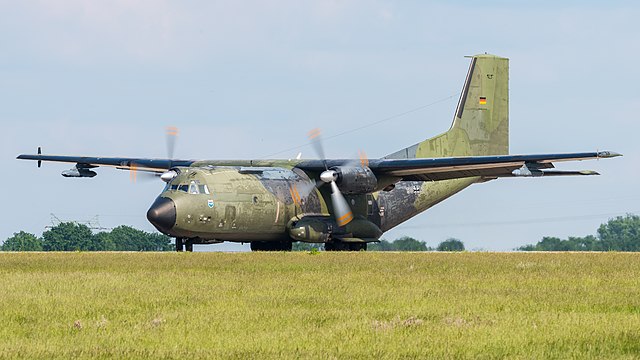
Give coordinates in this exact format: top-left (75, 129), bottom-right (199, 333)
top-left (18, 54), bottom-right (620, 252)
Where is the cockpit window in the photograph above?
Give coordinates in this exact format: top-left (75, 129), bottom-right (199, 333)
top-left (175, 181), bottom-right (209, 195)
top-left (198, 184), bottom-right (210, 195)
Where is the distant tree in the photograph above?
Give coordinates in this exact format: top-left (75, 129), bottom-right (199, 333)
top-left (43, 222), bottom-right (93, 251)
top-left (597, 214), bottom-right (640, 251)
top-left (520, 215), bottom-right (640, 252)
top-left (110, 225), bottom-right (172, 251)
top-left (2, 231), bottom-right (43, 251)
top-left (292, 242), bottom-right (323, 251)
top-left (368, 237), bottom-right (432, 251)
top-left (146, 232), bottom-right (173, 251)
top-left (537, 236), bottom-right (571, 251)
top-left (92, 232), bottom-right (116, 251)
top-left (437, 238), bottom-right (465, 252)
top-left (394, 236), bottom-right (431, 251)
top-left (568, 235), bottom-right (599, 251)
top-left (368, 239), bottom-right (394, 251)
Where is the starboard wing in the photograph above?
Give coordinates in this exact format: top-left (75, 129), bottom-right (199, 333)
top-left (295, 151), bottom-right (621, 181)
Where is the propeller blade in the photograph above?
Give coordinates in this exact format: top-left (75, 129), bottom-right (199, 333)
top-left (166, 126), bottom-right (179, 160)
top-left (307, 128), bottom-right (327, 169)
top-left (358, 149), bottom-right (369, 167)
top-left (305, 128), bottom-right (356, 226)
top-left (294, 179), bottom-right (322, 199)
top-left (130, 163), bottom-right (137, 183)
top-left (129, 162), bottom-right (162, 183)
top-left (330, 181), bottom-right (353, 226)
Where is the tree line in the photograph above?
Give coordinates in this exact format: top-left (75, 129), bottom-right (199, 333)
top-left (4, 214), bottom-right (637, 252)
top-left (519, 214), bottom-right (640, 251)
top-left (292, 237), bottom-right (465, 252)
top-left (2, 222), bottom-right (172, 251)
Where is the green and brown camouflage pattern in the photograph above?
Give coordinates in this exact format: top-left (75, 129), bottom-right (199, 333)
top-left (377, 54), bottom-right (509, 231)
top-left (157, 54), bottom-right (510, 243)
top-left (18, 54), bottom-right (618, 250)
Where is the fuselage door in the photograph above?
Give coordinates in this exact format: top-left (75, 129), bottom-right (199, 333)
top-left (225, 205), bottom-right (237, 230)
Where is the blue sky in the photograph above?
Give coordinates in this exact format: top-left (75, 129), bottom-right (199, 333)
top-left (1, 1), bottom-right (637, 250)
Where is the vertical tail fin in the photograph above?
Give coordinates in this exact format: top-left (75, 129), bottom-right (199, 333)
top-left (386, 54), bottom-right (509, 159)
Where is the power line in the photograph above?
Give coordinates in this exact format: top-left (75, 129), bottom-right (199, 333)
top-left (261, 93), bottom-right (460, 159)
top-left (398, 211), bottom-right (638, 229)
top-left (46, 213), bottom-right (111, 231)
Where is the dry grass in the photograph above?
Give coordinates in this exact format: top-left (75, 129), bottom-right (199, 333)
top-left (0, 252), bottom-right (639, 359)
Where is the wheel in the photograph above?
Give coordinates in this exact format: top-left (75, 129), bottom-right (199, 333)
top-left (250, 241), bottom-right (265, 251)
top-left (325, 241), bottom-right (367, 251)
top-left (349, 242), bottom-right (367, 251)
top-left (175, 238), bottom-right (184, 252)
top-left (185, 239), bottom-right (194, 252)
top-left (250, 241), bottom-right (292, 251)
top-left (325, 241), bottom-right (349, 251)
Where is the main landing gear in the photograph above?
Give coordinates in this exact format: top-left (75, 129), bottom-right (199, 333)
top-left (250, 241), bottom-right (293, 251)
top-left (175, 238), bottom-right (194, 252)
top-left (324, 241), bottom-right (367, 251)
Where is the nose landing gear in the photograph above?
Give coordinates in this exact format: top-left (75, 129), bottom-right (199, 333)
top-left (174, 238), bottom-right (194, 252)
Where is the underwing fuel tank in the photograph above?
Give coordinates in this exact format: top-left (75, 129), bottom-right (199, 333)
top-left (288, 215), bottom-right (382, 243)
top-left (61, 167), bottom-right (97, 178)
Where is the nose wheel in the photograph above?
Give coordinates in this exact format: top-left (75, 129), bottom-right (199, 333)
top-left (174, 238), bottom-right (194, 252)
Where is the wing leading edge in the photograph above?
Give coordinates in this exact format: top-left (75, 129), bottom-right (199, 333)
top-left (295, 151), bottom-right (621, 181)
top-left (17, 150), bottom-right (621, 181)
top-left (16, 153), bottom-right (195, 173)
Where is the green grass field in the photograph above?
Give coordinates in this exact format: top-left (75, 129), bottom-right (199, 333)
top-left (1, 252), bottom-right (639, 359)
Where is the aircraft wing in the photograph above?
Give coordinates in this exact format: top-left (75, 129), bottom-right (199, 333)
top-left (17, 152), bottom-right (195, 173)
top-left (18, 150), bottom-right (621, 181)
top-left (297, 151), bottom-right (621, 181)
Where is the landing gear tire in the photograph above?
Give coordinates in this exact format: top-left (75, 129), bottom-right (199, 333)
top-left (250, 240), bottom-right (293, 251)
top-left (325, 241), bottom-right (367, 251)
top-left (185, 239), bottom-right (194, 252)
top-left (175, 238), bottom-right (184, 252)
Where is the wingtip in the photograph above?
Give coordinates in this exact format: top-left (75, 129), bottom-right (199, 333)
top-left (580, 170), bottom-right (600, 176)
top-left (597, 151), bottom-right (622, 158)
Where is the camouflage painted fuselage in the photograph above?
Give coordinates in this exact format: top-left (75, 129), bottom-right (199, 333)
top-left (157, 161), bottom-right (479, 244)
top-left (156, 54), bottom-right (510, 244)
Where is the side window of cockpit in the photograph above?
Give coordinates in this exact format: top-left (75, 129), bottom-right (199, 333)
top-left (178, 184), bottom-right (189, 192)
top-left (198, 184), bottom-right (210, 195)
top-left (170, 184), bottom-right (179, 191)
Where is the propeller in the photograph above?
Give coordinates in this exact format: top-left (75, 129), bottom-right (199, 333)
top-left (307, 128), bottom-right (354, 227)
top-left (130, 126), bottom-right (180, 183)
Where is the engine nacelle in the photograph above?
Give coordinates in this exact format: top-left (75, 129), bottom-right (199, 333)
top-left (287, 215), bottom-right (383, 243)
top-left (333, 166), bottom-right (377, 194)
top-left (288, 216), bottom-right (333, 243)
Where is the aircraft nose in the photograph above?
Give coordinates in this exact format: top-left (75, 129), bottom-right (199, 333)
top-left (147, 197), bottom-right (176, 234)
